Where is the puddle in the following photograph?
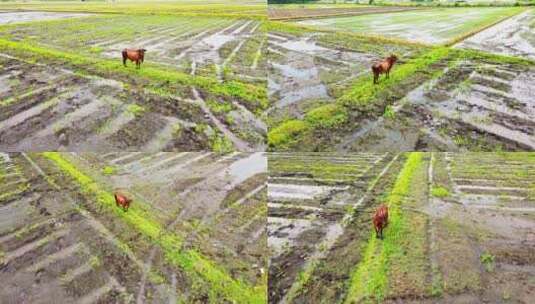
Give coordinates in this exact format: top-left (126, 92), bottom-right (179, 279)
top-left (220, 152), bottom-right (266, 189)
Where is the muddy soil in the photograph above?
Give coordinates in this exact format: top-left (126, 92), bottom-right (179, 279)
top-left (331, 59), bottom-right (535, 152)
top-left (62, 152), bottom-right (268, 288)
top-left (1, 152), bottom-right (269, 303)
top-left (416, 153), bottom-right (535, 304)
top-left (266, 30), bottom-right (421, 128)
top-left (0, 152), bottom-right (169, 303)
top-left (269, 153), bottom-right (535, 304)
top-left (0, 54), bottom-right (265, 151)
top-left (456, 9), bottom-right (535, 61)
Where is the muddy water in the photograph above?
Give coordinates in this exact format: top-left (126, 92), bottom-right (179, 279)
top-left (221, 152), bottom-right (266, 189)
top-left (456, 10), bottom-right (535, 60)
top-left (0, 12), bottom-right (91, 25)
top-left (268, 34), bottom-right (375, 116)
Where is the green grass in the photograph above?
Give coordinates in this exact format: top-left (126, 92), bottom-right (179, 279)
top-left (126, 104), bottom-right (146, 117)
top-left (480, 252), bottom-right (495, 272)
top-left (42, 152), bottom-right (266, 304)
top-left (344, 152), bottom-right (424, 303)
top-left (101, 166), bottom-right (116, 176)
top-left (267, 120), bottom-right (309, 150)
top-left (431, 186), bottom-right (450, 198)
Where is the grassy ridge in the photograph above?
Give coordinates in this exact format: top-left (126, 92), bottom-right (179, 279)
top-left (268, 47), bottom-right (450, 150)
top-left (0, 38), bottom-right (266, 106)
top-left (42, 152), bottom-right (266, 304)
top-left (344, 152), bottom-right (423, 303)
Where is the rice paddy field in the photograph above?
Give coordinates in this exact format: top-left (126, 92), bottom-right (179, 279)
top-left (296, 7), bottom-right (523, 44)
top-left (0, 1), bottom-right (267, 152)
top-left (0, 151), bottom-right (267, 303)
top-left (268, 152), bottom-right (535, 303)
top-left (267, 5), bottom-right (535, 152)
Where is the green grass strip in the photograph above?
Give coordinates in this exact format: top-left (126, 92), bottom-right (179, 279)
top-left (344, 152), bottom-right (423, 304)
top-left (42, 152), bottom-right (265, 304)
top-left (0, 39), bottom-right (266, 106)
top-left (268, 47), bottom-right (450, 149)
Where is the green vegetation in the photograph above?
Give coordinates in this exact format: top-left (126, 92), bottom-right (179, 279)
top-left (344, 152), bottom-right (424, 303)
top-left (305, 104), bottom-right (348, 129)
top-left (431, 186), bottom-right (449, 198)
top-left (42, 152), bottom-right (265, 304)
top-left (480, 252), bottom-right (495, 272)
top-left (267, 120), bottom-right (309, 149)
top-left (101, 166), bottom-right (116, 176)
top-left (126, 104), bottom-right (146, 117)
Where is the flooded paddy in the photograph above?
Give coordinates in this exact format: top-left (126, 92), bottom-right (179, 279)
top-left (295, 7), bottom-right (523, 44)
top-left (0, 14), bottom-right (266, 85)
top-left (0, 11), bottom-right (91, 25)
top-left (267, 29), bottom-right (420, 126)
top-left (268, 5), bottom-right (422, 21)
top-left (455, 9), bottom-right (535, 60)
top-left (337, 58), bottom-right (535, 152)
top-left (268, 152), bottom-right (535, 303)
top-left (267, 6), bottom-right (535, 152)
top-left (0, 152), bottom-right (267, 303)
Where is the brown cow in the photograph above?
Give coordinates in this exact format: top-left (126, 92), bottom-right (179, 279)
top-left (122, 48), bottom-right (146, 69)
top-left (372, 54), bottom-right (398, 84)
top-left (114, 192), bottom-right (132, 212)
top-left (373, 204), bottom-right (389, 239)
